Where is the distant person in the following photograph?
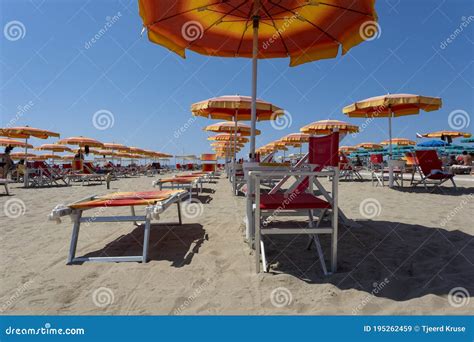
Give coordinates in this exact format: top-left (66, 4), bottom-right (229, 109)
top-left (461, 151), bottom-right (472, 166)
top-left (448, 155), bottom-right (457, 166)
top-left (2, 145), bottom-right (14, 177)
top-left (74, 148), bottom-right (84, 161)
top-left (355, 155), bottom-right (363, 167)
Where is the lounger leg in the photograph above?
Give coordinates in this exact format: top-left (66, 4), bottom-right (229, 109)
top-left (451, 178), bottom-right (457, 189)
top-left (5, 184), bottom-right (9, 196)
top-left (312, 235), bottom-right (328, 276)
top-left (142, 217), bottom-right (151, 263)
top-left (260, 240), bottom-right (268, 273)
top-left (67, 211), bottom-right (82, 264)
top-left (131, 206), bottom-right (137, 226)
top-left (177, 202), bottom-right (182, 225)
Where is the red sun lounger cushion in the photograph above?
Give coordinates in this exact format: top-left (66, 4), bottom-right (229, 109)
top-left (259, 193), bottom-right (331, 210)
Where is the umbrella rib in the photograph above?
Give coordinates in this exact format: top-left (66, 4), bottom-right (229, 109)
top-left (149, 1), bottom-right (224, 25)
top-left (236, 7), bottom-right (253, 55)
top-left (318, 2), bottom-right (374, 17)
top-left (261, 3), bottom-right (290, 56)
top-left (267, 0), bottom-right (341, 44)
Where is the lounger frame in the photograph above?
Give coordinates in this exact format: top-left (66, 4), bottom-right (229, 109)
top-left (49, 191), bottom-right (187, 264)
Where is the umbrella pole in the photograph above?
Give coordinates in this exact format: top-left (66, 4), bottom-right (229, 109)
top-left (24, 137), bottom-right (29, 187)
top-left (249, 12), bottom-right (260, 161)
top-left (388, 109), bottom-right (394, 188)
top-left (233, 112), bottom-right (238, 195)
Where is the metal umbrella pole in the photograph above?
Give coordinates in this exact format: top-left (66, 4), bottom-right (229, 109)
top-left (249, 3), bottom-right (260, 161)
top-left (388, 107), bottom-right (394, 187)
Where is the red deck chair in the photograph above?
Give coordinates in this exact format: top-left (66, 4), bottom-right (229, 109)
top-left (252, 132), bottom-right (340, 274)
top-left (339, 153), bottom-right (363, 180)
top-left (412, 150), bottom-right (456, 188)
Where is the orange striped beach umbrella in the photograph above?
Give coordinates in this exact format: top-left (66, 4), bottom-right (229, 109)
top-left (356, 142), bottom-right (383, 150)
top-left (421, 130), bottom-right (471, 139)
top-left (10, 152), bottom-right (37, 160)
top-left (0, 126), bottom-right (60, 139)
top-left (380, 138), bottom-right (415, 146)
top-left (0, 137), bottom-right (33, 149)
top-left (339, 146), bottom-right (358, 153)
top-left (204, 122), bottom-right (261, 137)
top-left (300, 120), bottom-right (359, 135)
top-left (208, 134), bottom-right (249, 143)
top-left (35, 143), bottom-right (72, 152)
top-left (139, 0), bottom-right (378, 158)
top-left (57, 136), bottom-right (104, 148)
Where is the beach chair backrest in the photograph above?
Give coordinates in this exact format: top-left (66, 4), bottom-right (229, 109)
top-left (370, 153), bottom-right (383, 165)
top-left (404, 152), bottom-right (419, 166)
top-left (295, 132), bottom-right (339, 193)
top-left (415, 150), bottom-right (442, 175)
top-left (202, 163), bottom-right (215, 172)
top-left (308, 132), bottom-right (340, 169)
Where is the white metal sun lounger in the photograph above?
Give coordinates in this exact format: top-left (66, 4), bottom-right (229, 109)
top-left (49, 189), bottom-right (188, 264)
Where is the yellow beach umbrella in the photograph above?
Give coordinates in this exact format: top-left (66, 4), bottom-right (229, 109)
top-left (204, 122), bottom-right (261, 137)
top-left (35, 143), bottom-right (72, 152)
top-left (0, 138), bottom-right (33, 149)
top-left (356, 142), bottom-right (383, 150)
top-left (421, 130), bottom-right (471, 139)
top-left (380, 138), bottom-right (415, 146)
top-left (208, 134), bottom-right (249, 143)
top-left (300, 119), bottom-right (359, 135)
top-left (57, 136), bottom-right (104, 148)
top-left (339, 146), bottom-right (358, 153)
top-left (10, 152), bottom-right (37, 160)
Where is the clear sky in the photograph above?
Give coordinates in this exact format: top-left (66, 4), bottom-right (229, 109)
top-left (1, 0), bottom-right (473, 158)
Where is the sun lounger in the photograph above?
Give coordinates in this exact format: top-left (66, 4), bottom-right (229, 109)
top-left (27, 161), bottom-right (68, 187)
top-left (152, 176), bottom-right (202, 201)
top-left (412, 150), bottom-right (456, 189)
top-left (249, 132), bottom-right (340, 274)
top-left (49, 189), bottom-right (188, 264)
top-left (339, 153), bottom-right (363, 180)
top-left (66, 160), bottom-right (104, 185)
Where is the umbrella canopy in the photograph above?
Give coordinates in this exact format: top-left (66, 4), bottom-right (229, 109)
top-left (33, 153), bottom-right (63, 160)
top-left (0, 138), bottom-right (33, 149)
top-left (280, 133), bottom-right (310, 144)
top-left (204, 122), bottom-right (261, 136)
top-left (35, 143), bottom-right (73, 152)
top-left (0, 126), bottom-right (60, 139)
top-left (343, 93), bottom-right (442, 187)
top-left (300, 120), bottom-right (359, 135)
top-left (208, 134), bottom-right (249, 143)
top-left (461, 137), bottom-right (474, 144)
top-left (357, 142), bottom-right (383, 150)
top-left (103, 143), bottom-right (131, 151)
top-left (57, 136), bottom-right (104, 148)
top-left (380, 138), bottom-right (415, 146)
top-left (421, 130), bottom-right (471, 139)
top-left (417, 140), bottom-right (449, 148)
top-left (192, 95), bottom-right (282, 121)
top-left (339, 146), bottom-right (358, 153)
top-left (139, 0), bottom-right (378, 160)
top-left (10, 152), bottom-right (37, 160)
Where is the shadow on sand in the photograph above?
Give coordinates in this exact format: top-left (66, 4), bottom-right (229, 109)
top-left (78, 223), bottom-right (206, 267)
top-left (392, 186), bottom-right (474, 196)
top-left (263, 220), bottom-right (473, 301)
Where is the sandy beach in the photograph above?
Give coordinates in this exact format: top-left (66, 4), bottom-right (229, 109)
top-left (1, 173), bottom-right (472, 315)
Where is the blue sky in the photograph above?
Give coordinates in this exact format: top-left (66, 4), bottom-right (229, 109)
top-left (0, 0), bottom-right (473, 158)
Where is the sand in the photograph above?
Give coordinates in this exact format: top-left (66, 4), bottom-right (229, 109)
top-left (0, 172), bottom-right (473, 315)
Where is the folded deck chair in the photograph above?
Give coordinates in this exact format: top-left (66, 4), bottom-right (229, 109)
top-left (339, 153), bottom-right (363, 180)
top-left (412, 150), bottom-right (456, 189)
top-left (29, 161), bottom-right (68, 187)
top-left (152, 176), bottom-right (202, 201)
top-left (250, 132), bottom-right (340, 274)
top-left (49, 189), bottom-right (188, 264)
